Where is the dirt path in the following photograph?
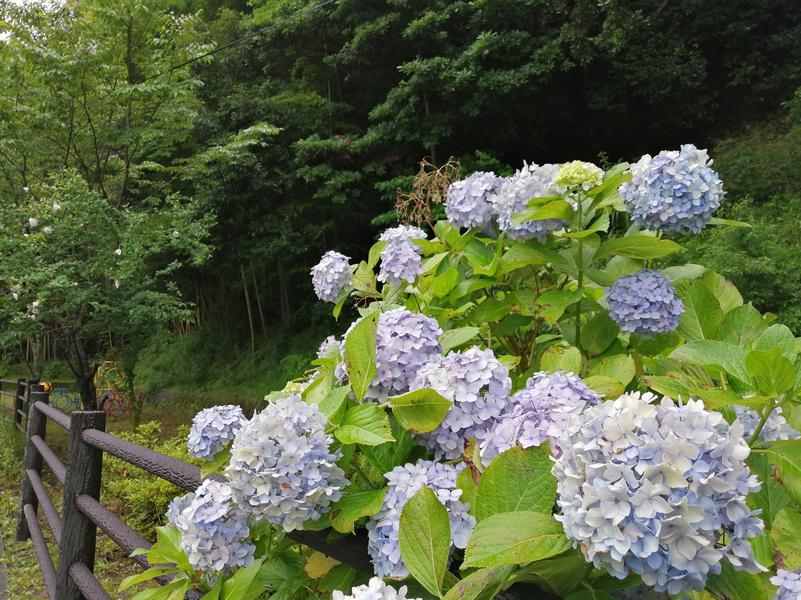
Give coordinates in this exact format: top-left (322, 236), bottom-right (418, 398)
top-left (0, 538), bottom-right (8, 600)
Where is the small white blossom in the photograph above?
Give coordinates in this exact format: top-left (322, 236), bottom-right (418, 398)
top-left (333, 578), bottom-right (421, 600)
top-left (114, 248), bottom-right (122, 256)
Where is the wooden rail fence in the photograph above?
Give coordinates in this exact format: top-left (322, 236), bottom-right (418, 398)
top-left (0, 378), bottom-right (372, 600)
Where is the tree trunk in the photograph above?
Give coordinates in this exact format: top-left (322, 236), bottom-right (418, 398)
top-left (240, 264), bottom-right (256, 354)
top-left (123, 364), bottom-right (142, 427)
top-left (63, 334), bottom-right (98, 410)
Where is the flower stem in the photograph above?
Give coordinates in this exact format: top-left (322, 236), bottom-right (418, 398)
top-left (574, 197), bottom-right (584, 350)
top-left (748, 396), bottom-right (781, 447)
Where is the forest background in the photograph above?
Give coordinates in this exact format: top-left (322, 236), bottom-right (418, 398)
top-left (1, 0), bottom-right (800, 404)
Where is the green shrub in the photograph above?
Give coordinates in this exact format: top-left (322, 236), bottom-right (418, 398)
top-left (102, 421), bottom-right (196, 539)
top-left (0, 418), bottom-right (23, 480)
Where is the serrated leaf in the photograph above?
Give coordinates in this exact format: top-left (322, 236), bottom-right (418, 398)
top-left (330, 487), bottom-right (387, 533)
top-left (442, 566), bottom-right (513, 600)
top-left (700, 271), bottom-right (743, 313)
top-left (761, 441), bottom-right (801, 507)
top-left (440, 326), bottom-right (480, 352)
top-left (462, 511), bottom-right (571, 568)
top-left (399, 487), bottom-right (451, 597)
top-left (771, 507), bottom-right (801, 569)
top-left (705, 560), bottom-right (768, 600)
top-left (512, 199), bottom-right (573, 225)
top-left (344, 311), bottom-right (379, 401)
top-left (319, 386), bottom-right (349, 425)
top-left (119, 567), bottom-right (176, 592)
top-left (304, 552), bottom-right (340, 579)
top-left (594, 235), bottom-right (682, 261)
top-left (222, 558), bottom-right (265, 600)
top-left (749, 453), bottom-right (790, 527)
top-left (389, 388), bottom-right (452, 433)
top-left (718, 304), bottom-right (768, 347)
top-left (677, 280), bottom-right (724, 342)
top-left (670, 340), bottom-right (753, 386)
top-left (475, 446), bottom-right (556, 522)
top-left (535, 289), bottom-right (583, 324)
top-left (746, 348), bottom-right (795, 395)
top-left (589, 354), bottom-right (636, 386)
top-left (335, 404), bottom-right (394, 445)
top-left (540, 345), bottom-right (581, 373)
top-left (582, 375), bottom-right (624, 398)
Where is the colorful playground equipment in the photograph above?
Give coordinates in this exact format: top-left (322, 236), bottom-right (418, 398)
top-left (43, 361), bottom-right (141, 418)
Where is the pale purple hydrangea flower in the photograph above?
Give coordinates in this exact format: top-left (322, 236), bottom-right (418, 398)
top-left (620, 145), bottom-right (724, 234)
top-left (411, 347), bottom-right (512, 460)
top-left (367, 460), bottom-right (475, 578)
top-left (734, 405), bottom-right (800, 442)
top-left (378, 239), bottom-right (424, 286)
top-left (226, 395), bottom-right (349, 531)
top-left (492, 162), bottom-right (565, 241)
top-left (606, 269), bottom-right (684, 336)
top-left (336, 308), bottom-right (442, 402)
top-left (379, 225), bottom-right (427, 245)
top-left (317, 335), bottom-right (341, 358)
top-left (480, 370), bottom-right (601, 464)
top-left (167, 480), bottom-right (254, 577)
top-left (311, 250), bottom-right (353, 302)
top-left (445, 171), bottom-right (502, 229)
top-left (332, 578), bottom-right (422, 600)
top-left (187, 405), bottom-right (246, 460)
top-left (772, 568), bottom-right (801, 600)
top-left (553, 392), bottom-right (765, 595)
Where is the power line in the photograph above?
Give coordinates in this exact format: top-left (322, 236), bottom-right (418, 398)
top-left (143, 0), bottom-right (338, 82)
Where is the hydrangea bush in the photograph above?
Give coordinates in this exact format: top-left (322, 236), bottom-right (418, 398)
top-left (131, 146), bottom-right (801, 600)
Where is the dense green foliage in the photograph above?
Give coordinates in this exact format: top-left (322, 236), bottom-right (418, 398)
top-left (1, 0), bottom-right (801, 393)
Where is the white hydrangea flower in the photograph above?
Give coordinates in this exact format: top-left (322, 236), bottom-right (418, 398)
top-left (333, 578), bottom-right (421, 600)
top-left (187, 405), bottom-right (247, 460)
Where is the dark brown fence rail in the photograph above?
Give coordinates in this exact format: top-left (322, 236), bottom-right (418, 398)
top-left (0, 378), bottom-right (33, 434)
top-left (3, 384), bottom-right (373, 600)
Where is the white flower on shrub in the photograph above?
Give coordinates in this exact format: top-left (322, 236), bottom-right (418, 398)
top-left (187, 405), bottom-right (246, 460)
top-left (333, 578), bottom-right (421, 600)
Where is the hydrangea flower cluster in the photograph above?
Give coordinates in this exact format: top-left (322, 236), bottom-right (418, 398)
top-left (367, 460), bottom-right (475, 578)
top-left (445, 171), bottom-right (502, 229)
top-left (734, 405), bottom-right (800, 442)
top-left (480, 370), bottom-right (601, 464)
top-left (167, 480), bottom-right (255, 576)
top-left (771, 568), bottom-right (801, 600)
top-left (317, 335), bottom-right (341, 358)
top-left (337, 308), bottom-right (442, 402)
top-left (311, 250), bottom-right (353, 302)
top-left (554, 160), bottom-right (604, 190)
top-left (492, 162), bottom-right (565, 241)
top-left (225, 395), bottom-right (349, 531)
top-left (187, 405), bottom-right (246, 460)
top-left (620, 144), bottom-right (724, 234)
top-left (378, 226), bottom-right (427, 286)
top-left (333, 578), bottom-right (421, 600)
top-left (411, 347), bottom-right (512, 459)
top-left (606, 269), bottom-right (684, 336)
top-left (553, 392), bottom-right (765, 594)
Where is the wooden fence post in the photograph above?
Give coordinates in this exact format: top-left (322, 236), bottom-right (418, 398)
top-left (16, 383), bottom-right (47, 541)
top-left (14, 379), bottom-right (25, 429)
top-left (55, 410), bottom-right (106, 600)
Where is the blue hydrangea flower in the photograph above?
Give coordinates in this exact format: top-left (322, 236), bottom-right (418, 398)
top-left (411, 347), bottom-right (512, 460)
top-left (367, 460), bottom-right (475, 578)
top-left (480, 370), bottom-right (601, 464)
top-left (734, 405), bottom-right (800, 442)
top-left (336, 308), bottom-right (442, 402)
top-left (553, 392), bottom-right (765, 595)
top-left (606, 269), bottom-right (684, 336)
top-left (492, 162), bottom-right (565, 241)
top-left (620, 145), bottom-right (724, 234)
top-left (187, 405), bottom-right (246, 461)
top-left (445, 171), bottom-right (502, 230)
top-left (332, 578), bottom-right (422, 600)
top-left (226, 395), bottom-right (349, 531)
top-left (167, 480), bottom-right (254, 577)
top-left (771, 568), bottom-right (801, 600)
top-left (311, 250), bottom-right (353, 302)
